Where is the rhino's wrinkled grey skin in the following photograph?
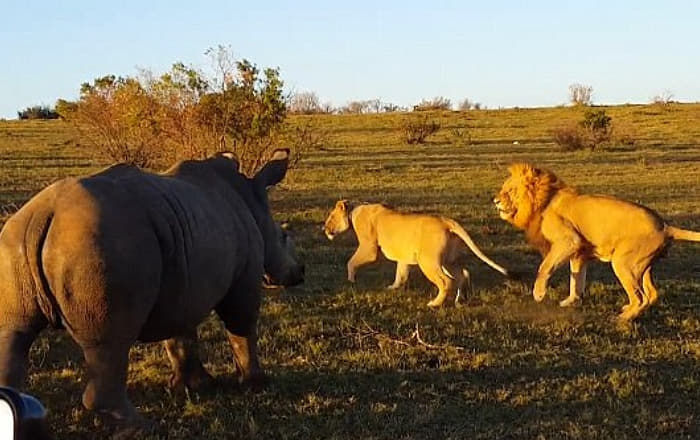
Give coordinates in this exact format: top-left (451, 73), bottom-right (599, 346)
top-left (0, 149), bottom-right (303, 430)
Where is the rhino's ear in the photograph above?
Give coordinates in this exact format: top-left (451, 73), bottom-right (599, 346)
top-left (255, 148), bottom-right (290, 188)
top-left (216, 151), bottom-right (240, 172)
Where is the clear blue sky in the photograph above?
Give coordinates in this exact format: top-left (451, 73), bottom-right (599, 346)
top-left (2, 1), bottom-right (699, 118)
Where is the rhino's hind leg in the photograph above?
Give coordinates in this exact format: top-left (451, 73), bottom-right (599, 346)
top-left (80, 342), bottom-right (143, 428)
top-left (164, 333), bottom-right (213, 392)
top-left (0, 326), bottom-right (43, 387)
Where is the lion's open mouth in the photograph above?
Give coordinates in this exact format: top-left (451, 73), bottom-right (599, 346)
top-left (494, 198), bottom-right (515, 219)
top-left (325, 231), bottom-right (335, 241)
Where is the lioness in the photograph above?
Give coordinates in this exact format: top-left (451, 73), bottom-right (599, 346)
top-left (494, 163), bottom-right (700, 321)
top-left (324, 201), bottom-right (510, 307)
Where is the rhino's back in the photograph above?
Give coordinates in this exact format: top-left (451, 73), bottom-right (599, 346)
top-left (2, 165), bottom-right (258, 342)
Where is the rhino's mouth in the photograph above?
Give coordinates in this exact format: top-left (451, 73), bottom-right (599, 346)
top-left (262, 274), bottom-right (283, 289)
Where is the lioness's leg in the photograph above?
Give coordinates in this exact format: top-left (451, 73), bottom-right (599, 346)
top-left (642, 267), bottom-right (659, 306)
top-left (533, 240), bottom-right (579, 302)
top-left (164, 330), bottom-right (213, 391)
top-left (560, 257), bottom-right (588, 307)
top-left (388, 263), bottom-right (410, 290)
top-left (347, 244), bottom-right (378, 282)
top-left (418, 259), bottom-right (453, 308)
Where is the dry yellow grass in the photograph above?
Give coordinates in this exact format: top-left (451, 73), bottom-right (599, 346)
top-left (0, 104), bottom-right (699, 439)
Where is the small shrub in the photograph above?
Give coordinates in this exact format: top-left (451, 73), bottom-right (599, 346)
top-left (552, 109), bottom-right (614, 151)
top-left (401, 116), bottom-right (440, 144)
top-left (552, 124), bottom-right (587, 151)
top-left (651, 90), bottom-right (674, 105)
top-left (17, 105), bottom-right (59, 120)
top-left (450, 127), bottom-right (472, 146)
top-left (581, 109), bottom-right (612, 149)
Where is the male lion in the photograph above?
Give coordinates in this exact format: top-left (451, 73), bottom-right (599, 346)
top-left (324, 201), bottom-right (510, 307)
top-left (494, 163), bottom-right (700, 321)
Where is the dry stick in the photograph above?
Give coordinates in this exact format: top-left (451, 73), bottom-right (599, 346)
top-left (351, 321), bottom-right (465, 351)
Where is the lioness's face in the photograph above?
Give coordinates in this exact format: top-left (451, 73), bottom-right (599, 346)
top-left (323, 200), bottom-right (351, 240)
top-left (494, 176), bottom-right (521, 223)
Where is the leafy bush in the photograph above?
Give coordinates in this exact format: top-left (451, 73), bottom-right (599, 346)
top-left (17, 105), bottom-right (59, 120)
top-left (60, 46), bottom-right (287, 172)
top-left (401, 116), bottom-right (440, 144)
top-left (581, 109), bottom-right (612, 148)
top-left (552, 109), bottom-right (615, 151)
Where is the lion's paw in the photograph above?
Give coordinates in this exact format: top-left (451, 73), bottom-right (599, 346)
top-left (559, 295), bottom-right (581, 308)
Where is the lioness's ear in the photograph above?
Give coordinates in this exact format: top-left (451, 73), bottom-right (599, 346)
top-left (335, 200), bottom-right (348, 211)
top-left (255, 148), bottom-right (290, 188)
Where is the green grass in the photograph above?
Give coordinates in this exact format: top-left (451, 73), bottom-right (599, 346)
top-left (1, 105), bottom-right (699, 439)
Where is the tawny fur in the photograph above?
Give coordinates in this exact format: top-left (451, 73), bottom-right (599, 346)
top-left (324, 201), bottom-right (510, 307)
top-left (494, 163), bottom-right (700, 321)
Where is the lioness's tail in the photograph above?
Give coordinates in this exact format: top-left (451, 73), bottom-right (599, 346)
top-left (445, 219), bottom-right (510, 277)
top-left (666, 226), bottom-right (700, 242)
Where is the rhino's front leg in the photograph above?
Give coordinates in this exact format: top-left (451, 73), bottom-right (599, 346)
top-left (163, 331), bottom-right (213, 391)
top-left (226, 330), bottom-right (265, 389)
top-left (216, 275), bottom-right (266, 390)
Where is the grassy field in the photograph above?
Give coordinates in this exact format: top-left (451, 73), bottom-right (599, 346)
top-left (1, 103), bottom-right (699, 439)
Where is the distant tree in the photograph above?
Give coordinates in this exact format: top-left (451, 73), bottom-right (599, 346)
top-left (17, 105), bottom-right (59, 120)
top-left (382, 102), bottom-right (403, 113)
top-left (569, 83), bottom-right (593, 106)
top-left (340, 100), bottom-right (370, 114)
top-left (320, 102), bottom-right (335, 114)
top-left (457, 98), bottom-right (484, 111)
top-left (651, 89), bottom-right (674, 105)
top-left (413, 96), bottom-right (452, 111)
top-left (289, 91), bottom-right (322, 114)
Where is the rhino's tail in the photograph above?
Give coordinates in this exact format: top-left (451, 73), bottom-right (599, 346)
top-left (25, 210), bottom-right (64, 329)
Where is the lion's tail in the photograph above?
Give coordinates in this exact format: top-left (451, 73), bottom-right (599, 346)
top-left (666, 226), bottom-right (700, 242)
top-left (445, 219), bottom-right (510, 277)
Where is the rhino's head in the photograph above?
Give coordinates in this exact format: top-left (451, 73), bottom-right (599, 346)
top-left (247, 149), bottom-right (305, 287)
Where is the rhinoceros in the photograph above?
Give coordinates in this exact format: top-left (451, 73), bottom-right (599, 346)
top-left (0, 149), bottom-right (304, 430)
